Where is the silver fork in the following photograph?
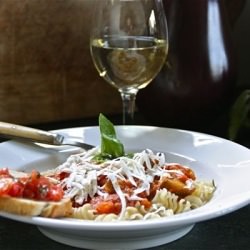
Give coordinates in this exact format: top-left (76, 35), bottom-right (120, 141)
top-left (0, 121), bottom-right (95, 150)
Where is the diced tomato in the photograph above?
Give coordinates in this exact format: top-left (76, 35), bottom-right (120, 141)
top-left (0, 169), bottom-right (64, 202)
top-left (46, 185), bottom-right (64, 202)
top-left (22, 171), bottom-right (64, 201)
top-left (0, 178), bottom-right (13, 195)
top-left (8, 181), bottom-right (24, 197)
top-left (30, 170), bottom-right (40, 182)
top-left (0, 168), bottom-right (9, 175)
top-left (96, 201), bottom-right (117, 214)
top-left (0, 168), bottom-right (11, 178)
top-left (22, 181), bottom-right (36, 199)
top-left (90, 194), bottom-right (122, 215)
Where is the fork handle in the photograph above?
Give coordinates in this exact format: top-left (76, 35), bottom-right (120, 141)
top-left (0, 121), bottom-right (62, 145)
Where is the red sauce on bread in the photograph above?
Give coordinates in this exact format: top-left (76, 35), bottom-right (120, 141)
top-left (0, 168), bottom-right (63, 202)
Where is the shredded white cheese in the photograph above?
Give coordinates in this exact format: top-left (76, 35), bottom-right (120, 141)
top-left (55, 148), bottom-right (193, 219)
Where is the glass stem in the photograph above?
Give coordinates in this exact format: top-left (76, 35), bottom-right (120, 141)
top-left (120, 91), bottom-right (138, 125)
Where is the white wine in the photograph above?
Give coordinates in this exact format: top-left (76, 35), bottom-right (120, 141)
top-left (90, 36), bottom-right (168, 91)
top-left (90, 0), bottom-right (168, 125)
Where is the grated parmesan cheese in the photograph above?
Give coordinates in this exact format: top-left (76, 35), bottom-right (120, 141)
top-left (55, 148), bottom-right (194, 219)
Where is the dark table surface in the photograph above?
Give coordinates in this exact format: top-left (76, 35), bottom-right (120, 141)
top-left (0, 113), bottom-right (249, 250)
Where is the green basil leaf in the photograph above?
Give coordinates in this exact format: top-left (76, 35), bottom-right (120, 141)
top-left (98, 113), bottom-right (124, 158)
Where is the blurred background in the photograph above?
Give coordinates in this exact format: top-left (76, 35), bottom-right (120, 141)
top-left (0, 0), bottom-right (249, 126)
top-left (0, 0), bottom-right (122, 125)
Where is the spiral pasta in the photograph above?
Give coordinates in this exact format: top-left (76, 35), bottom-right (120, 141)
top-left (71, 204), bottom-right (96, 220)
top-left (185, 180), bottom-right (215, 208)
top-left (95, 213), bottom-right (118, 222)
top-left (123, 206), bottom-right (144, 220)
top-left (192, 180), bottom-right (215, 202)
top-left (71, 203), bottom-right (174, 221)
top-left (53, 148), bottom-right (216, 221)
top-left (152, 188), bottom-right (191, 214)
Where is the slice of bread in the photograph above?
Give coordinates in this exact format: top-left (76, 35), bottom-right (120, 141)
top-left (0, 169), bottom-right (72, 217)
top-left (0, 196), bottom-right (72, 217)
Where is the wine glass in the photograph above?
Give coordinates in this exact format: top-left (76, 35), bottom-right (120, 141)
top-left (90, 0), bottom-right (168, 124)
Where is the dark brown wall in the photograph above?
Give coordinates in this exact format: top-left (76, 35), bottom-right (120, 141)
top-left (0, 0), bottom-right (121, 125)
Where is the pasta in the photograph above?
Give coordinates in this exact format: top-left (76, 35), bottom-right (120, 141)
top-left (71, 203), bottom-right (174, 221)
top-left (185, 180), bottom-right (216, 209)
top-left (71, 204), bottom-right (96, 220)
top-left (123, 206), bottom-right (144, 220)
top-left (152, 188), bottom-right (191, 214)
top-left (95, 213), bottom-right (118, 222)
top-left (51, 148), bottom-right (216, 221)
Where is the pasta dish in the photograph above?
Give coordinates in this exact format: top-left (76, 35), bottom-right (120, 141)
top-left (0, 114), bottom-right (216, 221)
top-left (49, 147), bottom-right (215, 221)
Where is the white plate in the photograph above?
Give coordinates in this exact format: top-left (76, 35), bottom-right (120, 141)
top-left (0, 126), bottom-right (250, 250)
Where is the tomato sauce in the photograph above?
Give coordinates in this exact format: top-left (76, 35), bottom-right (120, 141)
top-left (85, 164), bottom-right (196, 214)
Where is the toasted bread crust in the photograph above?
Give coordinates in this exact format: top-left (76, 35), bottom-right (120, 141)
top-left (40, 198), bottom-right (72, 217)
top-left (0, 196), bottom-right (72, 217)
